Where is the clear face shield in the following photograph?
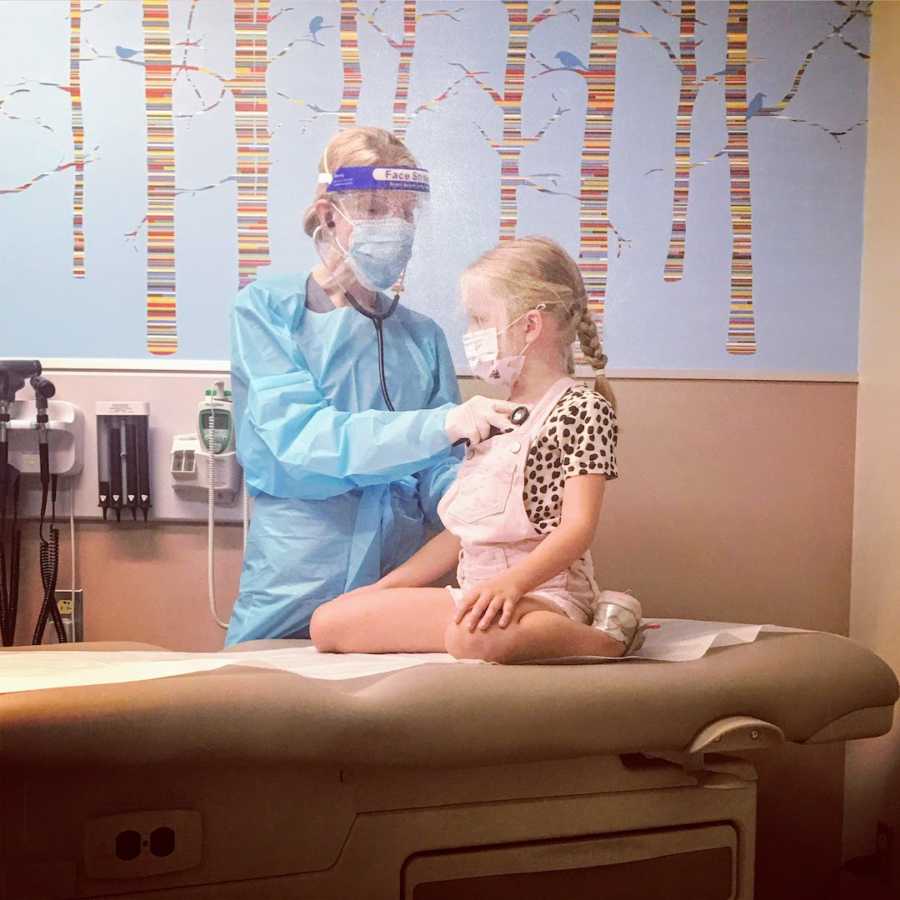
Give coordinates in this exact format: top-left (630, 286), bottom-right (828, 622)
top-left (313, 166), bottom-right (431, 300)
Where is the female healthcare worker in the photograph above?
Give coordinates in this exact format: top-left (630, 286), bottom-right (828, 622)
top-left (225, 127), bottom-right (516, 645)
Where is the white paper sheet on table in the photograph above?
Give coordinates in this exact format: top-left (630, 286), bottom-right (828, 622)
top-left (540, 618), bottom-right (811, 665)
top-left (0, 619), bottom-right (812, 694)
top-left (0, 648), bottom-right (466, 694)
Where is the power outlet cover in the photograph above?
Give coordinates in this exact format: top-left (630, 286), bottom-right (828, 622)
top-left (54, 589), bottom-right (84, 643)
top-left (83, 809), bottom-right (202, 880)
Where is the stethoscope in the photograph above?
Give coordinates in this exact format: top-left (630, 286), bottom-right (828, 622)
top-left (452, 404), bottom-right (530, 448)
top-left (343, 288), bottom-right (401, 412)
top-left (345, 286), bottom-right (531, 440)
top-left (345, 283), bottom-right (532, 441)
top-left (322, 220), bottom-right (531, 431)
top-left (508, 406), bottom-right (530, 427)
top-left (322, 215), bottom-right (402, 412)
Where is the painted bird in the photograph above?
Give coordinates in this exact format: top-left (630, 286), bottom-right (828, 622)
top-left (115, 45), bottom-right (141, 59)
top-left (308, 15), bottom-right (333, 42)
top-left (747, 91), bottom-right (768, 119)
top-left (554, 50), bottom-right (588, 70)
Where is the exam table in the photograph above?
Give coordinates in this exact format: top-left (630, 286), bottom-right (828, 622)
top-left (1, 632), bottom-right (897, 899)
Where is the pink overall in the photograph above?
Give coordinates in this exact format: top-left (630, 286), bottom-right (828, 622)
top-left (437, 377), bottom-right (599, 624)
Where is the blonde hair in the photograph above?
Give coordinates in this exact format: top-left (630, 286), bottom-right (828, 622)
top-left (303, 127), bottom-right (419, 237)
top-left (462, 236), bottom-right (616, 411)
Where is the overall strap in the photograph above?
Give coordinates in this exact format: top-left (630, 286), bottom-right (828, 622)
top-left (519, 377), bottom-right (579, 439)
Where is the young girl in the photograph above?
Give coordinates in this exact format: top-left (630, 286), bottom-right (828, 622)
top-left (310, 236), bottom-right (645, 662)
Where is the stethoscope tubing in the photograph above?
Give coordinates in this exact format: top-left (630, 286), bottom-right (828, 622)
top-left (344, 289), bottom-right (401, 412)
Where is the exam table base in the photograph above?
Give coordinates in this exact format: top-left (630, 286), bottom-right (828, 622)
top-left (3, 753), bottom-right (755, 899)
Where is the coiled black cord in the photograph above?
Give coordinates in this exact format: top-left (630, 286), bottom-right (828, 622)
top-left (32, 474), bottom-right (65, 644)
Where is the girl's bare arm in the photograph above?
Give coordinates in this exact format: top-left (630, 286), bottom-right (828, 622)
top-left (375, 528), bottom-right (462, 589)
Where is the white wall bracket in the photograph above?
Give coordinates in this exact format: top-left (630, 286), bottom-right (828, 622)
top-left (5, 399), bottom-right (84, 478)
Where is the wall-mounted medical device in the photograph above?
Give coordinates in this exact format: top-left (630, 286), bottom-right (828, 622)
top-left (96, 402), bottom-right (151, 522)
top-left (170, 383), bottom-right (241, 505)
top-left (1, 360), bottom-right (84, 646)
top-left (170, 382), bottom-right (243, 630)
top-left (0, 362), bottom-right (84, 480)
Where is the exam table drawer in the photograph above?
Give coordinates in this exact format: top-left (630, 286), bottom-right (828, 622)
top-left (404, 824), bottom-right (737, 900)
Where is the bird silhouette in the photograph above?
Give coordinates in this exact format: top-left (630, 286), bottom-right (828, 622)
top-left (554, 50), bottom-right (588, 70)
top-left (747, 91), bottom-right (768, 119)
top-left (115, 45), bottom-right (141, 59)
top-left (308, 15), bottom-right (333, 43)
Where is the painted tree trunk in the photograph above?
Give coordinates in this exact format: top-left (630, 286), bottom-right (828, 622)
top-left (496, 1), bottom-right (530, 241)
top-left (143, 0), bottom-right (177, 356)
top-left (69, 0), bottom-right (85, 279)
top-left (664, 0), bottom-right (697, 283)
top-left (393, 0), bottom-right (417, 139)
top-left (231, 0), bottom-right (272, 291)
top-left (578, 0), bottom-right (622, 342)
top-left (339, 0), bottom-right (361, 127)
top-left (725, 0), bottom-right (754, 354)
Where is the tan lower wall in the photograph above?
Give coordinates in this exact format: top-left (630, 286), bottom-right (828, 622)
top-left (11, 377), bottom-right (857, 899)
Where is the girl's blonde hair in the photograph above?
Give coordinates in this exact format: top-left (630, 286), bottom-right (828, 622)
top-left (303, 127), bottom-right (418, 237)
top-left (462, 236), bottom-right (616, 411)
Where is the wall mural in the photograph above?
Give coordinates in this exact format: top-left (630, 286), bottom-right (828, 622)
top-left (0, 0), bottom-right (871, 373)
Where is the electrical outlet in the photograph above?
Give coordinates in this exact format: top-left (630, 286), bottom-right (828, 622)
top-left (876, 820), bottom-right (894, 885)
top-left (53, 589), bottom-right (84, 643)
top-left (83, 810), bottom-right (202, 880)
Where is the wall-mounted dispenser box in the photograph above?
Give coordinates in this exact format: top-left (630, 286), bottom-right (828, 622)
top-left (96, 402), bottom-right (151, 522)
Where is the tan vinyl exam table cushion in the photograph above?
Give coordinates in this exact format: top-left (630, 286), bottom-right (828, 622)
top-left (1, 632), bottom-right (896, 767)
top-left (0, 632), bottom-right (896, 900)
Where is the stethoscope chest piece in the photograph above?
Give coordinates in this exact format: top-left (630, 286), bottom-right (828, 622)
top-left (511, 406), bottom-right (530, 427)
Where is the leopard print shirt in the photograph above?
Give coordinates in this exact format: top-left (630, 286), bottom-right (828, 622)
top-left (519, 384), bottom-right (618, 534)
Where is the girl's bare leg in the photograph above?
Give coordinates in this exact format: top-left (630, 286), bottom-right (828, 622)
top-left (445, 599), bottom-right (626, 663)
top-left (310, 588), bottom-right (456, 653)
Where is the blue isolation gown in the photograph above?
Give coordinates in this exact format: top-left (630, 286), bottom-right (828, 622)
top-left (224, 272), bottom-right (461, 645)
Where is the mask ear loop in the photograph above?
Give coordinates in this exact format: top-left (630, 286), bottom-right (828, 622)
top-left (321, 201), bottom-right (351, 257)
top-left (505, 303), bottom-right (547, 358)
top-left (484, 304), bottom-right (545, 378)
top-left (312, 198), bottom-right (354, 281)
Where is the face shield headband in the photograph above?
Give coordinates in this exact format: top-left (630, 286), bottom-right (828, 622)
top-left (315, 166), bottom-right (430, 294)
top-left (318, 165), bottom-right (430, 196)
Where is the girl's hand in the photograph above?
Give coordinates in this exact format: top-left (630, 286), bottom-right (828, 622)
top-left (456, 575), bottom-right (525, 632)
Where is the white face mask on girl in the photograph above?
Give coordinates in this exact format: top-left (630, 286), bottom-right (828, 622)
top-left (462, 306), bottom-right (544, 397)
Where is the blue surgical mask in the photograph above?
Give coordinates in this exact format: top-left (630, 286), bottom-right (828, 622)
top-left (335, 207), bottom-right (415, 292)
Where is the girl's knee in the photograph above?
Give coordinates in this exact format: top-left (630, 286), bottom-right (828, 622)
top-left (444, 620), bottom-right (516, 664)
top-left (310, 602), bottom-right (341, 652)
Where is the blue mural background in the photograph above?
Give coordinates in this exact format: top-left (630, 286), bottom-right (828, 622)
top-left (0, 0), bottom-right (870, 373)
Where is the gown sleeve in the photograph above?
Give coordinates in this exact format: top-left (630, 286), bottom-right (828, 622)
top-left (232, 278), bottom-right (456, 500)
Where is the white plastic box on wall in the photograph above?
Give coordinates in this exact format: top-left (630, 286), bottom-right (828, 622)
top-left (5, 399), bottom-right (84, 479)
top-left (95, 401), bottom-right (152, 522)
